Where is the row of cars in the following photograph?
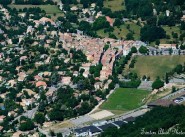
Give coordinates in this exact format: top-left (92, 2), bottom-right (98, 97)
top-left (173, 95), bottom-right (185, 104)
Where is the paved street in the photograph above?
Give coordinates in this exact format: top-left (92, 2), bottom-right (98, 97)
top-left (163, 88), bottom-right (185, 99)
top-left (13, 106), bottom-right (38, 121)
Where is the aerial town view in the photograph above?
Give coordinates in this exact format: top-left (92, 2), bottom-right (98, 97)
top-left (0, 0), bottom-right (185, 137)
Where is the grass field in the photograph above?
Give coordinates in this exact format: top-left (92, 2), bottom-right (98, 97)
top-left (150, 25), bottom-right (181, 45)
top-left (97, 21), bottom-right (141, 40)
top-left (8, 4), bottom-right (64, 20)
top-left (103, 0), bottom-right (125, 11)
top-left (131, 55), bottom-right (185, 80)
top-left (100, 88), bottom-right (149, 111)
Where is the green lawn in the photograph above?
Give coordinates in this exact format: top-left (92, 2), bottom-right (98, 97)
top-left (8, 4), bottom-right (64, 20)
top-left (103, 0), bottom-right (125, 11)
top-left (100, 88), bottom-right (149, 111)
top-left (131, 55), bottom-right (185, 80)
top-left (97, 21), bottom-right (141, 40)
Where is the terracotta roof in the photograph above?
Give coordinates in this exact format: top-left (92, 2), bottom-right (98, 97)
top-left (36, 81), bottom-right (47, 87)
top-left (106, 16), bottom-right (114, 26)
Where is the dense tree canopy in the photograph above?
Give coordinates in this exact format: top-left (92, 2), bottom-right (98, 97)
top-left (140, 25), bottom-right (166, 42)
top-left (152, 77), bottom-right (164, 89)
top-left (93, 16), bottom-right (110, 30)
top-left (100, 105), bottom-right (185, 137)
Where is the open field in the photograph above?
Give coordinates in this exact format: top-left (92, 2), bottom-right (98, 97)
top-left (103, 0), bottom-right (125, 11)
top-left (160, 25), bottom-right (181, 44)
top-left (131, 55), bottom-right (185, 80)
top-left (89, 110), bottom-right (114, 120)
top-left (8, 4), bottom-right (64, 20)
top-left (97, 21), bottom-right (141, 40)
top-left (100, 88), bottom-right (149, 111)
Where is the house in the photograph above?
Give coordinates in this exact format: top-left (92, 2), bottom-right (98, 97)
top-left (8, 111), bottom-right (17, 117)
top-left (61, 77), bottom-right (71, 85)
top-left (95, 96), bottom-right (102, 102)
top-left (166, 10), bottom-right (170, 16)
top-left (36, 81), bottom-right (47, 89)
top-left (12, 131), bottom-right (22, 137)
top-left (22, 89), bottom-right (35, 96)
top-left (158, 44), bottom-right (176, 50)
top-left (80, 63), bottom-right (91, 71)
top-left (39, 17), bottom-right (56, 26)
top-left (18, 72), bottom-right (27, 82)
top-left (46, 87), bottom-right (57, 97)
top-left (0, 126), bottom-right (3, 132)
top-left (7, 80), bottom-right (17, 87)
top-left (22, 98), bottom-right (34, 106)
top-left (98, 123), bottom-right (117, 131)
top-left (94, 82), bottom-right (102, 90)
top-left (0, 115), bottom-right (6, 123)
top-left (104, 79), bottom-right (112, 89)
top-left (34, 75), bottom-right (43, 81)
top-left (181, 15), bottom-right (185, 21)
top-left (73, 71), bottom-right (79, 77)
top-left (123, 116), bottom-right (135, 123)
top-left (106, 16), bottom-right (114, 26)
top-left (169, 78), bottom-right (185, 84)
top-left (27, 26), bottom-right (34, 34)
top-left (74, 126), bottom-right (102, 137)
top-left (71, 6), bottom-right (78, 11)
top-left (83, 71), bottom-right (89, 78)
top-left (43, 122), bottom-right (53, 128)
top-left (113, 121), bottom-right (126, 128)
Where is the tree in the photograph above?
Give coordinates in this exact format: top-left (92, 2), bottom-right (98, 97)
top-left (93, 16), bottom-right (110, 30)
top-left (155, 39), bottom-right (160, 45)
top-left (66, 12), bottom-right (77, 23)
top-left (181, 22), bottom-right (185, 30)
top-left (79, 21), bottom-right (91, 31)
top-left (34, 112), bottom-right (45, 125)
top-left (131, 47), bottom-right (137, 53)
top-left (80, 0), bottom-right (89, 8)
top-left (174, 64), bottom-right (183, 74)
top-left (56, 133), bottom-right (63, 137)
top-left (0, 0), bottom-right (12, 5)
top-left (139, 46), bottom-right (148, 54)
top-left (169, 48), bottom-right (173, 55)
top-left (19, 119), bottom-right (35, 131)
top-left (165, 73), bottom-right (169, 84)
top-left (103, 44), bottom-right (109, 51)
top-left (113, 18), bottom-right (122, 26)
top-left (126, 33), bottom-right (134, 40)
top-left (48, 110), bottom-right (64, 121)
top-left (152, 77), bottom-right (164, 89)
top-left (180, 45), bottom-right (185, 50)
top-left (140, 25), bottom-right (166, 42)
top-left (172, 86), bottom-right (176, 93)
top-left (50, 72), bottom-right (60, 85)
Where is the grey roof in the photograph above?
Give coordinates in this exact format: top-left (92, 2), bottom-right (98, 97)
top-left (169, 78), bottom-right (185, 83)
top-left (98, 123), bottom-right (117, 131)
top-left (123, 116), bottom-right (135, 122)
top-left (74, 126), bottom-right (101, 134)
top-left (113, 121), bottom-right (126, 127)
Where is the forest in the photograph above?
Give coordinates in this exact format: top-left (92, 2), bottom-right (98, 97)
top-left (100, 105), bottom-right (185, 137)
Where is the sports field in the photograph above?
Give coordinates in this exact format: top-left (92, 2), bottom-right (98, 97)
top-left (131, 55), bottom-right (185, 80)
top-left (100, 88), bottom-right (149, 111)
top-left (103, 0), bottom-right (125, 11)
top-left (8, 4), bottom-right (64, 20)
